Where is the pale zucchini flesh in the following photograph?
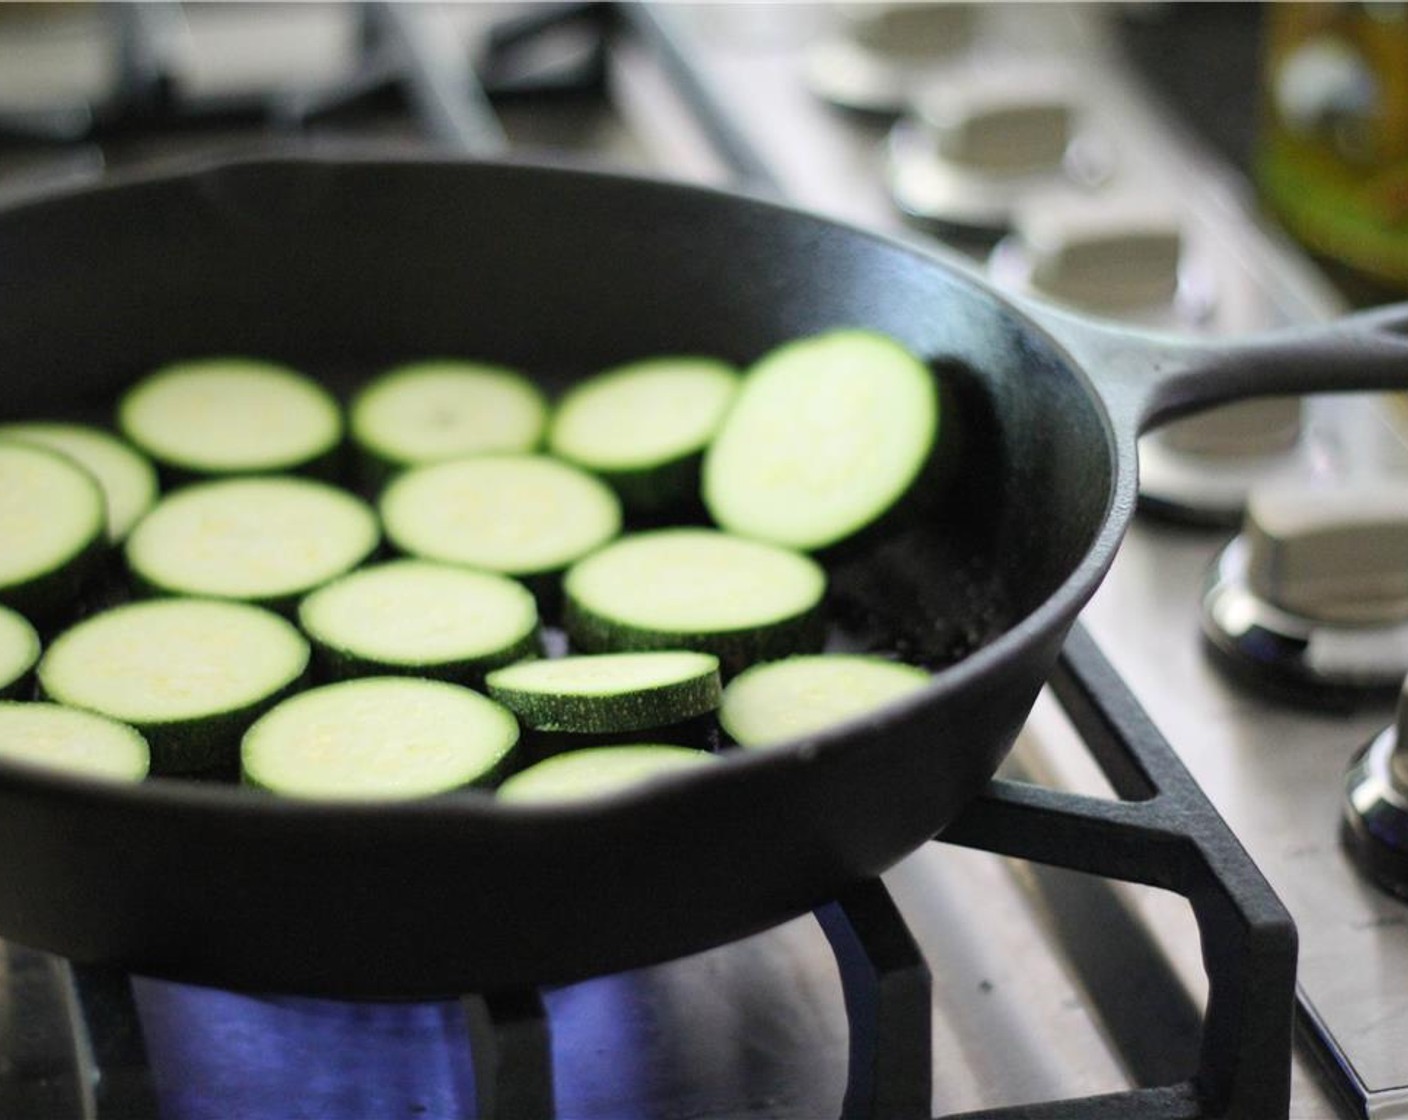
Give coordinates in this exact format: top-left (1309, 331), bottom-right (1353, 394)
top-left (0, 422), bottom-right (158, 543)
top-left (497, 744), bottom-right (715, 804)
top-left (703, 330), bottom-right (939, 551)
top-left (0, 439), bottom-right (106, 625)
top-left (298, 559), bottom-right (540, 682)
top-left (118, 358), bottom-right (343, 476)
top-left (38, 598), bottom-right (310, 773)
top-left (0, 605), bottom-right (40, 700)
top-left (350, 360), bottom-right (548, 471)
top-left (241, 677), bottom-right (519, 800)
top-left (126, 476), bottom-right (379, 608)
top-left (380, 454), bottom-right (622, 578)
top-left (719, 653), bottom-right (930, 748)
top-left (0, 701), bottom-right (149, 782)
top-left (485, 651), bottom-right (721, 733)
top-left (562, 528), bottom-right (826, 673)
top-left (548, 357), bottom-right (738, 511)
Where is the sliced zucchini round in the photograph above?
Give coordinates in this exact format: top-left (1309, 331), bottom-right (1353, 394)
top-left (0, 421), bottom-right (158, 543)
top-left (380, 454), bottom-right (622, 579)
top-left (703, 330), bottom-right (939, 551)
top-left (126, 476), bottom-right (379, 610)
top-left (298, 559), bottom-right (540, 684)
top-left (0, 701), bottom-right (149, 782)
top-left (0, 605), bottom-right (41, 701)
top-left (241, 677), bottom-right (519, 801)
top-left (548, 357), bottom-right (739, 512)
top-left (0, 439), bottom-right (106, 626)
top-left (719, 653), bottom-right (930, 748)
top-left (562, 528), bottom-right (827, 674)
top-left (350, 360), bottom-right (548, 480)
top-left (37, 598), bottom-right (310, 773)
top-left (118, 357), bottom-right (343, 477)
top-left (485, 651), bottom-right (721, 733)
top-left (497, 744), bottom-right (715, 804)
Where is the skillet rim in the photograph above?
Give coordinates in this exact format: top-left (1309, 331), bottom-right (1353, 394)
top-left (0, 149), bottom-right (1137, 821)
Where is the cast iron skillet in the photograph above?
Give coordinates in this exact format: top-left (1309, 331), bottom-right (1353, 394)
top-left (1, 154), bottom-right (1406, 998)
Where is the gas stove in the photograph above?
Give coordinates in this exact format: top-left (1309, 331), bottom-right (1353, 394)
top-left (0, 5), bottom-right (1405, 1118)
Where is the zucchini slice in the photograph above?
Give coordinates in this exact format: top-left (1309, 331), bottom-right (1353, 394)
top-left (0, 701), bottom-right (149, 782)
top-left (37, 598), bottom-right (310, 773)
top-left (703, 330), bottom-right (939, 551)
top-left (719, 654), bottom-right (930, 748)
top-left (497, 744), bottom-right (715, 804)
top-left (562, 528), bottom-right (826, 674)
top-left (0, 422), bottom-right (157, 543)
top-left (0, 439), bottom-right (106, 626)
top-left (125, 476), bottom-right (379, 610)
top-left (548, 357), bottom-right (739, 512)
top-left (118, 357), bottom-right (343, 477)
top-left (350, 360), bottom-right (548, 481)
top-left (485, 651), bottom-right (721, 733)
top-left (380, 454), bottom-right (622, 579)
top-left (0, 605), bottom-right (40, 701)
top-left (298, 559), bottom-right (540, 684)
top-left (241, 677), bottom-right (519, 801)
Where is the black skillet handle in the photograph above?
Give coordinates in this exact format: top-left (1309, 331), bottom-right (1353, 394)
top-left (1022, 298), bottom-right (1408, 442)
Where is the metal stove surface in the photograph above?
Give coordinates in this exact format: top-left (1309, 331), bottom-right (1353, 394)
top-left (662, 6), bottom-right (1408, 1114)
top-left (0, 4), bottom-right (1404, 1119)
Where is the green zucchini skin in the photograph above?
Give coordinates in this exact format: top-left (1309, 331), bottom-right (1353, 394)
top-left (496, 744), bottom-right (716, 804)
top-left (563, 597), bottom-right (824, 678)
top-left (118, 682), bottom-right (308, 776)
top-left (0, 533), bottom-right (107, 632)
top-left (485, 652), bottom-right (722, 734)
top-left (548, 356), bottom-right (739, 516)
top-left (718, 653), bottom-right (931, 748)
top-left (117, 357), bottom-right (345, 483)
top-left (561, 528), bottom-right (828, 677)
top-left (0, 674), bottom-right (33, 703)
top-left (297, 560), bottom-right (544, 687)
top-left (0, 422), bottom-right (159, 544)
top-left (309, 630), bottom-right (541, 689)
top-left (240, 677), bottom-right (520, 800)
top-left (514, 712), bottom-right (721, 771)
top-left (124, 476), bottom-right (381, 618)
top-left (703, 329), bottom-right (944, 554)
top-left (0, 605), bottom-right (40, 701)
top-left (0, 440), bottom-right (108, 630)
top-left (0, 701), bottom-right (150, 782)
top-left (37, 670), bottom-right (307, 776)
top-left (36, 599), bottom-right (312, 775)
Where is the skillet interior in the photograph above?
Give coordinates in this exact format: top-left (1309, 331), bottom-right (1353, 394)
top-left (0, 157), bottom-right (1118, 995)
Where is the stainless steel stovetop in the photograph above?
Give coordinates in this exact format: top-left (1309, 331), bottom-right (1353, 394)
top-left (0, 5), bottom-right (1405, 1118)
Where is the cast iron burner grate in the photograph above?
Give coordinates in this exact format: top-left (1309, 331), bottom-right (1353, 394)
top-left (60, 624), bottom-right (1295, 1120)
top-left (458, 623), bottom-right (1297, 1119)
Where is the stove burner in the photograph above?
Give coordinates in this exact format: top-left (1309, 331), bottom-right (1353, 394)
top-left (1344, 718), bottom-right (1408, 904)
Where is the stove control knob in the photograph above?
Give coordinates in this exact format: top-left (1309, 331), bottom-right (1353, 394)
top-left (1343, 681), bottom-right (1408, 902)
top-left (1010, 193), bottom-right (1183, 309)
top-left (805, 3), bottom-right (974, 116)
top-left (1244, 483), bottom-right (1408, 625)
top-left (1202, 481), bottom-right (1408, 703)
top-left (841, 2), bottom-right (975, 61)
top-left (1155, 399), bottom-right (1303, 459)
top-left (916, 77), bottom-right (1072, 174)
